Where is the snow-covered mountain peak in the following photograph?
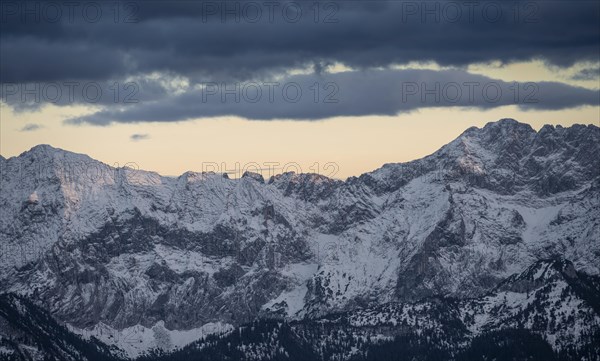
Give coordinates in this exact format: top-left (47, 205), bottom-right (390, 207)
top-left (241, 171), bottom-right (265, 183)
top-left (15, 144), bottom-right (95, 164)
top-left (178, 170), bottom-right (227, 183)
top-left (483, 117), bottom-right (534, 130)
top-left (20, 143), bottom-right (61, 156)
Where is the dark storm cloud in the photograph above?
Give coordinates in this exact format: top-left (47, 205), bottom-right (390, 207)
top-left (63, 69), bottom-right (600, 124)
top-left (1, 0), bottom-right (599, 83)
top-left (1, 38), bottom-right (129, 83)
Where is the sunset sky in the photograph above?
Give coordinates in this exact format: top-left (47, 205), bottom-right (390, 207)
top-left (1, 1), bottom-right (598, 179)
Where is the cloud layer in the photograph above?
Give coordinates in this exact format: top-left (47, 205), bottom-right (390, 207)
top-left (61, 69), bottom-right (599, 124)
top-left (2, 0), bottom-right (599, 83)
top-left (1, 0), bottom-right (598, 123)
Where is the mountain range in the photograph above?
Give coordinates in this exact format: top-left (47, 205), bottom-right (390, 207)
top-left (0, 118), bottom-right (599, 360)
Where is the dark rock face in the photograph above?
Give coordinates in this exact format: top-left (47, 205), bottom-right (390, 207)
top-left (0, 120), bottom-right (598, 355)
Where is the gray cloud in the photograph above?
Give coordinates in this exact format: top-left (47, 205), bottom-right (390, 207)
top-left (19, 123), bottom-right (43, 132)
top-left (130, 133), bottom-right (150, 141)
top-left (64, 69), bottom-right (600, 125)
top-left (571, 67), bottom-right (600, 81)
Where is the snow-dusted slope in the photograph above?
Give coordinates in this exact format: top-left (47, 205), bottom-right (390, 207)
top-left (139, 258), bottom-right (600, 361)
top-left (0, 119), bottom-right (598, 356)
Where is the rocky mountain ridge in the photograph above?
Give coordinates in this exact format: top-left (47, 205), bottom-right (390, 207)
top-left (2, 258), bottom-right (598, 360)
top-left (0, 118), bottom-right (599, 357)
